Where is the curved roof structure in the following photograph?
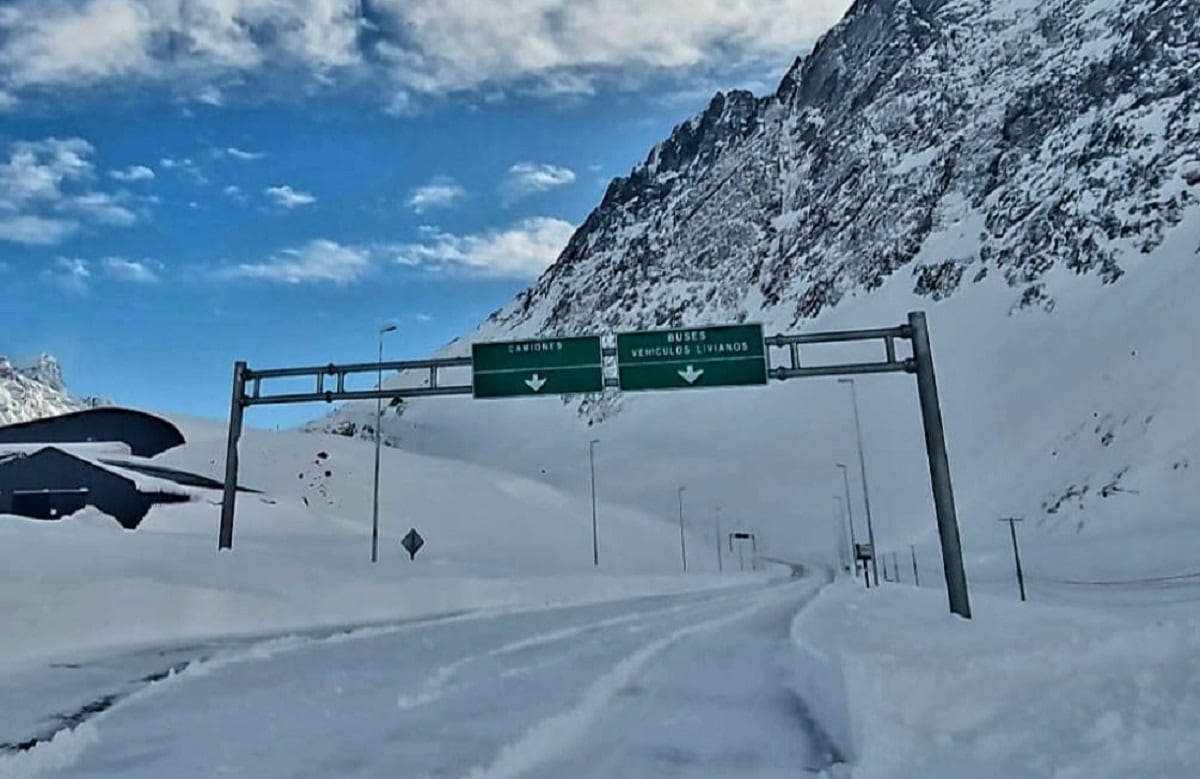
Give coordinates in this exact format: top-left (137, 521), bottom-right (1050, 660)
top-left (0, 407), bottom-right (186, 457)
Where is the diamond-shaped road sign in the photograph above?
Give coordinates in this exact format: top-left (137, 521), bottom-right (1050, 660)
top-left (471, 336), bottom-right (604, 399)
top-left (401, 528), bottom-right (424, 560)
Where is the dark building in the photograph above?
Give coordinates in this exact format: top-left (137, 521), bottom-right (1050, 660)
top-left (0, 408), bottom-right (186, 457)
top-left (0, 447), bottom-right (188, 529)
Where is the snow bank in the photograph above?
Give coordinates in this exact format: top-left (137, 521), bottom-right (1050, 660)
top-left (790, 580), bottom-right (1200, 777)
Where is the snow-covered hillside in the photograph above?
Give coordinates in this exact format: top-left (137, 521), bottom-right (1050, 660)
top-left (313, 0), bottom-right (1200, 593)
top-left (0, 354), bottom-right (108, 425)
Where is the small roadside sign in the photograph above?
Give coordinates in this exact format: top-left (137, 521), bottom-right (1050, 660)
top-left (401, 528), bottom-right (425, 560)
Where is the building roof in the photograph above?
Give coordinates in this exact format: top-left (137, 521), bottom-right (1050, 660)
top-left (0, 407), bottom-right (186, 457)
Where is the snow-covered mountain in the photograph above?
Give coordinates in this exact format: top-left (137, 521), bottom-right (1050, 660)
top-left (313, 0), bottom-right (1199, 574)
top-left (484, 0), bottom-right (1197, 335)
top-left (0, 354), bottom-right (109, 426)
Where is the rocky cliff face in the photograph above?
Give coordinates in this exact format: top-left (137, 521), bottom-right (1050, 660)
top-left (0, 354), bottom-right (109, 426)
top-left (487, 0), bottom-right (1197, 337)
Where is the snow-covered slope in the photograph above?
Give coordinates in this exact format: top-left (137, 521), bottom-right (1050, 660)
top-left (0, 354), bottom-right (109, 425)
top-left (0, 414), bottom-right (739, 672)
top-left (313, 0), bottom-right (1200, 590)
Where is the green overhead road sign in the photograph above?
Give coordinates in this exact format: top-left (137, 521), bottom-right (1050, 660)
top-left (472, 336), bottom-right (604, 399)
top-left (617, 324), bottom-right (767, 392)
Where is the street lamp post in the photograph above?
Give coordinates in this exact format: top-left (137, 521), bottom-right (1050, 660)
top-left (677, 486), bottom-right (688, 572)
top-left (836, 463), bottom-right (858, 577)
top-left (589, 438), bottom-right (600, 567)
top-left (839, 378), bottom-right (879, 586)
top-left (372, 323), bottom-right (398, 563)
top-left (834, 496), bottom-right (850, 573)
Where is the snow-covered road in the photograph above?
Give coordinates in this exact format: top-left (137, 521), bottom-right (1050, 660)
top-left (2, 579), bottom-right (834, 779)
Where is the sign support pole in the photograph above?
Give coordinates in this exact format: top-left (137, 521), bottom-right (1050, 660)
top-left (909, 312), bottom-right (971, 619)
top-left (218, 361), bottom-right (246, 551)
top-left (714, 505), bottom-right (723, 572)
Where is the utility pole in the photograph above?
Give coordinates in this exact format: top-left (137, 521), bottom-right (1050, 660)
top-left (714, 504), bottom-right (723, 572)
top-left (372, 323), bottom-right (397, 563)
top-left (1001, 517), bottom-right (1027, 601)
top-left (836, 464), bottom-right (858, 577)
top-left (677, 486), bottom-right (688, 572)
top-left (589, 438), bottom-right (600, 567)
top-left (910, 545), bottom-right (920, 587)
top-left (839, 379), bottom-right (878, 586)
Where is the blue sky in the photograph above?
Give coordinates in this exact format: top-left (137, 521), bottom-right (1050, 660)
top-left (0, 0), bottom-right (849, 426)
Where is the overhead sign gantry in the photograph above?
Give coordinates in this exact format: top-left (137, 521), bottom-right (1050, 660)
top-left (217, 311), bottom-right (972, 618)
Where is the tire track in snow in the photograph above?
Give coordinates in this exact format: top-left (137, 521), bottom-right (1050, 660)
top-left (397, 589), bottom-right (753, 711)
top-left (459, 584), bottom-right (798, 779)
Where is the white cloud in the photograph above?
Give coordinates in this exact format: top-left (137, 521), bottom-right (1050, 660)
top-left (159, 156), bottom-right (208, 184)
top-left (40, 256), bottom-right (163, 289)
top-left (0, 90), bottom-right (17, 110)
top-left (502, 162), bottom-right (576, 201)
top-left (195, 84), bottom-right (224, 106)
top-left (223, 184), bottom-right (247, 203)
top-left (43, 257), bottom-right (91, 294)
top-left (0, 215), bottom-right (78, 245)
top-left (68, 192), bottom-right (138, 226)
top-left (414, 312), bottom-right (433, 322)
top-left (391, 216), bottom-right (575, 278)
top-left (0, 0), bottom-right (852, 106)
top-left (101, 257), bottom-right (161, 282)
top-left (265, 184), bottom-right (317, 209)
top-left (0, 138), bottom-right (94, 206)
top-left (370, 0), bottom-right (852, 97)
top-left (406, 178), bottom-right (466, 213)
top-left (0, 0), bottom-right (363, 91)
top-left (0, 137), bottom-right (143, 244)
top-left (110, 164), bottom-right (154, 182)
top-left (220, 146), bottom-right (266, 161)
top-left (220, 239), bottom-right (371, 284)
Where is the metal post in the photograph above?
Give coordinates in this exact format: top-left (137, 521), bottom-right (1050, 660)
top-left (840, 379), bottom-right (878, 586)
top-left (833, 498), bottom-right (849, 573)
top-left (589, 439), bottom-right (600, 567)
top-left (1002, 517), bottom-right (1027, 602)
top-left (750, 533), bottom-right (758, 571)
top-left (892, 552), bottom-right (900, 583)
top-left (910, 544), bottom-right (920, 587)
top-left (714, 505), bottom-right (723, 572)
top-left (677, 486), bottom-right (688, 572)
top-left (218, 361), bottom-right (247, 550)
top-left (837, 464), bottom-right (858, 577)
top-left (372, 324), bottom-right (396, 563)
top-left (909, 311), bottom-right (971, 618)
top-left (738, 541), bottom-right (745, 571)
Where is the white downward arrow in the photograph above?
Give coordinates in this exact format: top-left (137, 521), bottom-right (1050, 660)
top-left (524, 373), bottom-right (547, 392)
top-left (678, 365), bottom-right (704, 384)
